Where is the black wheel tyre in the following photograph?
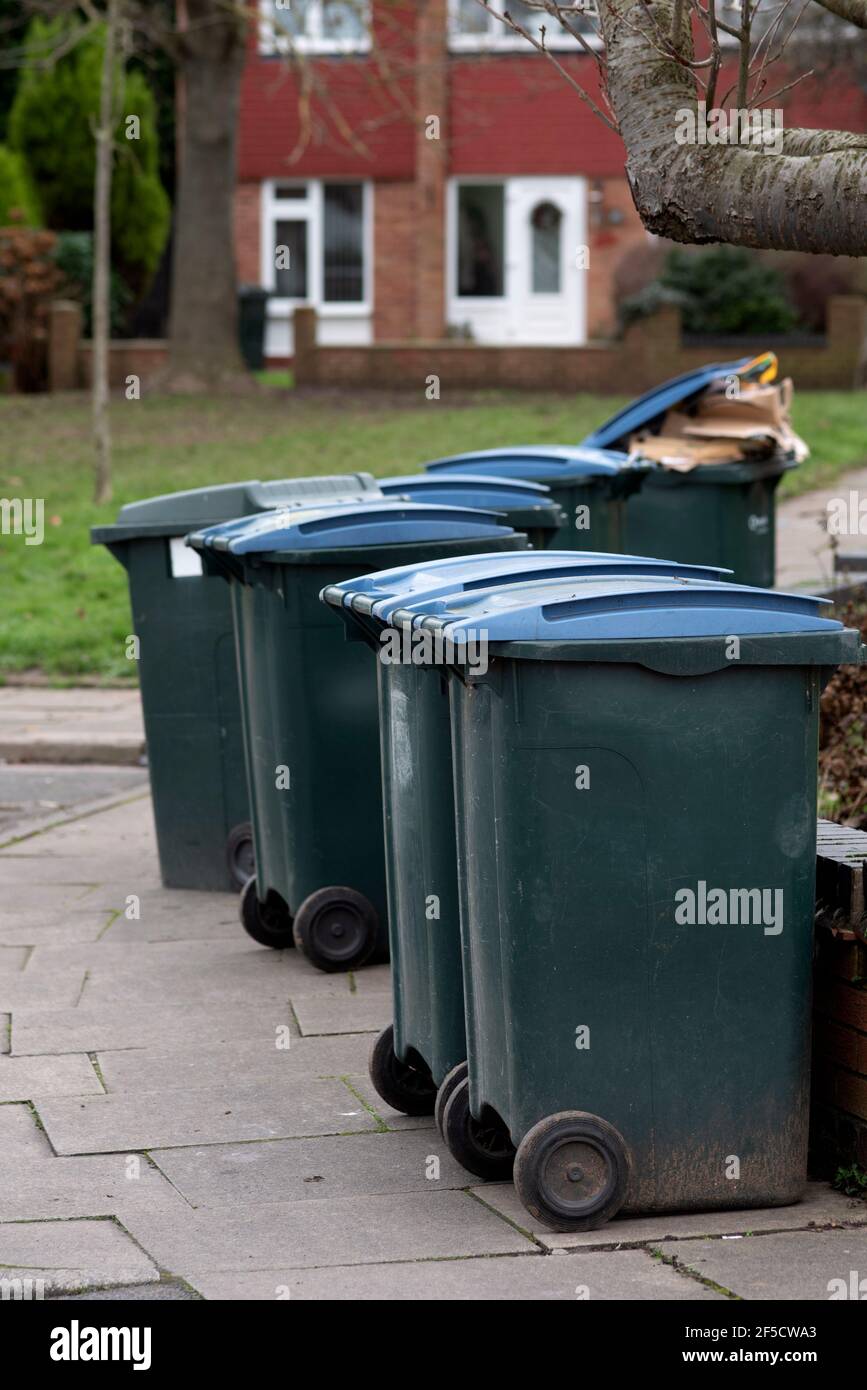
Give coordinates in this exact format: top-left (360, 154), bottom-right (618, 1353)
top-left (239, 875), bottom-right (294, 949)
top-left (292, 886), bottom-right (378, 973)
top-left (226, 822), bottom-right (255, 891)
top-left (434, 1061), bottom-right (468, 1138)
top-left (368, 1024), bottom-right (437, 1116)
top-left (513, 1111), bottom-right (630, 1232)
top-left (441, 1077), bottom-right (516, 1181)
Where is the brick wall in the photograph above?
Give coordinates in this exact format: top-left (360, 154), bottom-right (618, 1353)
top-left (811, 932), bottom-right (867, 1174)
top-left (77, 341), bottom-right (169, 390)
top-left (294, 297), bottom-right (867, 393)
top-left (235, 183), bottom-right (261, 285)
top-left (374, 181), bottom-right (419, 339)
top-left (586, 178), bottom-right (648, 339)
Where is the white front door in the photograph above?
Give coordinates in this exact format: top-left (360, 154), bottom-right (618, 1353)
top-left (448, 176), bottom-right (587, 345)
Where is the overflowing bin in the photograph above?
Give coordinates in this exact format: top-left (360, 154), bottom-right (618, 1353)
top-left (395, 572), bottom-right (859, 1227)
top-left (421, 448), bottom-right (648, 552)
top-left (582, 354), bottom-right (802, 586)
top-left (190, 502), bottom-right (526, 970)
top-left (377, 474), bottom-right (565, 550)
top-left (322, 551), bottom-right (732, 1168)
top-left (91, 475), bottom-right (380, 892)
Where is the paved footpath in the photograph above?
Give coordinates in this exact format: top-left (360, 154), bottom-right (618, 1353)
top-left (0, 792), bottom-right (866, 1301)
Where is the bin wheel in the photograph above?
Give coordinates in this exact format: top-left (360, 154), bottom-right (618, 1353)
top-left (441, 1077), bottom-right (516, 1182)
top-left (435, 1061), bottom-right (468, 1138)
top-left (226, 821), bottom-right (255, 891)
top-left (368, 1025), bottom-right (437, 1116)
top-left (292, 886), bottom-right (378, 973)
top-left (513, 1111), bottom-right (630, 1232)
top-left (239, 875), bottom-right (294, 950)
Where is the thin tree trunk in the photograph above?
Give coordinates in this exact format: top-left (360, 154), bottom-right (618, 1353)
top-left (164, 0), bottom-right (248, 393)
top-left (93, 0), bottom-right (119, 506)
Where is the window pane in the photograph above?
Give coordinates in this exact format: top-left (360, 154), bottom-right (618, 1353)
top-left (274, 183), bottom-right (308, 200)
top-left (455, 0), bottom-right (489, 34)
top-left (502, 2), bottom-right (546, 41)
top-left (274, 220), bottom-right (308, 297)
top-left (531, 202), bottom-right (562, 293)
top-left (271, 0), bottom-right (311, 39)
top-left (323, 184), bottom-right (364, 302)
top-left (321, 1), bottom-right (368, 41)
top-left (457, 185), bottom-right (504, 297)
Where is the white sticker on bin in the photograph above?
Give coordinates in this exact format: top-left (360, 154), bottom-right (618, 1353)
top-left (169, 537), bottom-right (203, 578)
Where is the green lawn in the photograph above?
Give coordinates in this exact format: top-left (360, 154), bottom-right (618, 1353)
top-left (1, 386), bottom-right (864, 680)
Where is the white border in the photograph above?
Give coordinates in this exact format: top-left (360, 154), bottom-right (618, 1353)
top-left (258, 0), bottom-right (372, 56)
top-left (260, 178), bottom-right (373, 316)
top-left (447, 0), bottom-right (601, 52)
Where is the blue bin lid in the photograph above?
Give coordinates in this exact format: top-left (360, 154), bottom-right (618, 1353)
top-left (379, 473), bottom-right (553, 506)
top-left (408, 574), bottom-right (842, 643)
top-left (582, 359), bottom-right (755, 451)
top-left (322, 550), bottom-right (732, 622)
top-left (422, 446), bottom-right (636, 482)
top-left (191, 501), bottom-right (516, 556)
top-left (191, 492), bottom-right (383, 550)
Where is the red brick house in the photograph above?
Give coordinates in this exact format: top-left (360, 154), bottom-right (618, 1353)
top-left (235, 2), bottom-right (866, 364)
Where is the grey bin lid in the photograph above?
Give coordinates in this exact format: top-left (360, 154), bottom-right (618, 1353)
top-left (91, 474), bottom-right (380, 544)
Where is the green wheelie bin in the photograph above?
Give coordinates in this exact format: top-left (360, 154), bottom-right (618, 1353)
top-left (582, 357), bottom-right (798, 586)
top-left (415, 573), bottom-right (861, 1229)
top-left (421, 449), bottom-right (649, 552)
top-left (190, 502), bottom-right (527, 972)
top-left (91, 475), bottom-right (380, 892)
top-left (321, 550), bottom-right (731, 1156)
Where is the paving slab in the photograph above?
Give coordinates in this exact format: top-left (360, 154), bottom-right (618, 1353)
top-left (0, 970), bottom-right (85, 1012)
top-left (656, 1227), bottom-right (867, 1300)
top-left (96, 1032), bottom-right (373, 1095)
top-left (151, 1129), bottom-right (474, 1208)
top-left (11, 1000), bottom-right (295, 1055)
top-left (185, 1248), bottom-right (722, 1301)
top-left (0, 1218), bottom-right (158, 1295)
top-left (97, 894), bottom-right (243, 943)
top-left (120, 1190), bottom-right (534, 1273)
top-left (0, 946), bottom-right (29, 973)
top-left (26, 938), bottom-right (266, 973)
top-left (0, 882), bottom-right (106, 913)
top-left (0, 686), bottom-right (145, 766)
top-left (0, 1155), bottom-right (189, 1222)
top-left (0, 915), bottom-right (112, 947)
top-left (348, 1073), bottom-right (436, 1131)
top-left (0, 1054), bottom-right (102, 1102)
top-left (0, 765), bottom-right (149, 837)
top-left (35, 1076), bottom-right (378, 1154)
top-left (292, 991), bottom-right (391, 1036)
top-left (0, 1101), bottom-right (56, 1158)
top-left (80, 955), bottom-right (298, 1008)
top-left (471, 1181), bottom-right (867, 1250)
top-left (776, 468), bottom-right (867, 591)
top-left (50, 1278), bottom-right (199, 1301)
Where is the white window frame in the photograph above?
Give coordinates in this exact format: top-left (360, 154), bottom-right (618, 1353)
top-left (448, 0), bottom-right (601, 52)
top-left (258, 0), bottom-right (372, 57)
top-left (261, 179), bottom-right (373, 317)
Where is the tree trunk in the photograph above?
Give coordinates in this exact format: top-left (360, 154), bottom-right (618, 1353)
top-left (164, 0), bottom-right (249, 393)
top-left (93, 0), bottom-right (119, 505)
top-left (598, 0), bottom-right (867, 256)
